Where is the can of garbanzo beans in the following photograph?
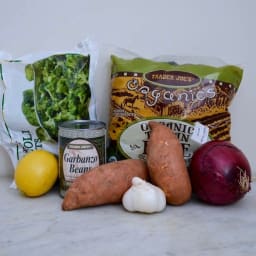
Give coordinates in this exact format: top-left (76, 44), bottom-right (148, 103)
top-left (58, 120), bottom-right (106, 197)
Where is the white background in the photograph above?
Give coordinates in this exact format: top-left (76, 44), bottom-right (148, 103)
top-left (0, 0), bottom-right (255, 176)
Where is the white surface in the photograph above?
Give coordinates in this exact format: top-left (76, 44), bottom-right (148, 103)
top-left (1, 176), bottom-right (256, 256)
top-left (0, 0), bottom-right (255, 176)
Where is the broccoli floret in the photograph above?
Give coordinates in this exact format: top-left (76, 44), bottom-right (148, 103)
top-left (25, 64), bottom-right (34, 81)
top-left (21, 89), bottom-right (39, 126)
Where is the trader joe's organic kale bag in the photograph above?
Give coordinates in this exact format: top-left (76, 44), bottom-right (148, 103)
top-left (0, 40), bottom-right (97, 172)
top-left (108, 55), bottom-right (243, 165)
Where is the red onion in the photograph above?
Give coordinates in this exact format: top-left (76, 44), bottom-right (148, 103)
top-left (189, 140), bottom-right (251, 205)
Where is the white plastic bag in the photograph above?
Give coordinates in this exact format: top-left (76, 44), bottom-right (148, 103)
top-left (0, 39), bottom-right (97, 172)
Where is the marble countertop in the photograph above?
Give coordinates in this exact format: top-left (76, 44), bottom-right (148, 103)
top-left (1, 175), bottom-right (256, 256)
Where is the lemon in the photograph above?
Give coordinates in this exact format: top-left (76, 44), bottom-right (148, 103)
top-left (14, 149), bottom-right (58, 197)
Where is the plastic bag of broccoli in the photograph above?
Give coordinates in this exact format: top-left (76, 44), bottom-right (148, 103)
top-left (0, 40), bottom-right (97, 171)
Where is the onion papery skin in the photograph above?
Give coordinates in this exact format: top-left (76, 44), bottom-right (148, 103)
top-left (189, 140), bottom-right (251, 205)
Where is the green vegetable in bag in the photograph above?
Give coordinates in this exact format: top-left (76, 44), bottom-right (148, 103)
top-left (22, 53), bottom-right (91, 141)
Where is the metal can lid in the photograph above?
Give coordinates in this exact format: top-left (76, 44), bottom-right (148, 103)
top-left (58, 120), bottom-right (106, 139)
top-left (59, 120), bottom-right (106, 131)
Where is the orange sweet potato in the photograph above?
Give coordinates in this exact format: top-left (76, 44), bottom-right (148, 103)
top-left (62, 159), bottom-right (149, 210)
top-left (146, 121), bottom-right (192, 205)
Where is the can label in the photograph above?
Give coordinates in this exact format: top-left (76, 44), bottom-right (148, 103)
top-left (63, 139), bottom-right (100, 180)
top-left (58, 120), bottom-right (106, 197)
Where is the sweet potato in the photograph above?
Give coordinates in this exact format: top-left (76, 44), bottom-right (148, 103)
top-left (62, 159), bottom-right (149, 210)
top-left (146, 121), bottom-right (192, 205)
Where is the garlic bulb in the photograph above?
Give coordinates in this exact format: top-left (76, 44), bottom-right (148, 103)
top-left (122, 177), bottom-right (166, 213)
